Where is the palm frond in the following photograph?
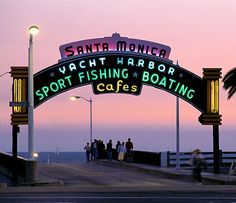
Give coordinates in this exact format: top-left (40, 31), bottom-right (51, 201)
top-left (223, 67), bottom-right (236, 99)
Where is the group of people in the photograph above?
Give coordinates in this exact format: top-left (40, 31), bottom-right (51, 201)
top-left (83, 139), bottom-right (106, 162)
top-left (84, 138), bottom-right (134, 162)
top-left (85, 141), bottom-right (207, 184)
top-left (116, 138), bottom-right (134, 162)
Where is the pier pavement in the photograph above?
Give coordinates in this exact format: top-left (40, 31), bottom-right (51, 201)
top-left (35, 160), bottom-right (236, 186)
top-left (1, 160), bottom-right (236, 194)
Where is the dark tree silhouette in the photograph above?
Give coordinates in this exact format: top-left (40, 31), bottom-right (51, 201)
top-left (223, 67), bottom-right (236, 99)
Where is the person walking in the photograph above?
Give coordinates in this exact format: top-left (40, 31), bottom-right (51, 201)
top-left (106, 139), bottom-right (113, 162)
top-left (190, 149), bottom-right (207, 184)
top-left (84, 142), bottom-right (91, 162)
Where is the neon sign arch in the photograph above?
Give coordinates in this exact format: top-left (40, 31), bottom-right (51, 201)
top-left (34, 51), bottom-right (205, 112)
top-left (34, 34), bottom-right (211, 115)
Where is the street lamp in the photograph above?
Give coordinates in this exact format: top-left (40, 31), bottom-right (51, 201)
top-left (28, 25), bottom-right (39, 159)
top-left (70, 96), bottom-right (93, 144)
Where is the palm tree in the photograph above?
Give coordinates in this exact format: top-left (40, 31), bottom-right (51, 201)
top-left (223, 67), bottom-right (236, 99)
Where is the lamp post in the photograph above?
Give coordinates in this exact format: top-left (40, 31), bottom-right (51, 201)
top-left (70, 96), bottom-right (93, 144)
top-left (28, 25), bottom-right (39, 159)
top-left (0, 71), bottom-right (10, 152)
top-left (176, 96), bottom-right (180, 169)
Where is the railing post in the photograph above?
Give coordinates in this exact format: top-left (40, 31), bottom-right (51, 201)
top-left (167, 151), bottom-right (170, 167)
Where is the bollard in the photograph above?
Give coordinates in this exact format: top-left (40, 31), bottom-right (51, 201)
top-left (25, 160), bottom-right (37, 183)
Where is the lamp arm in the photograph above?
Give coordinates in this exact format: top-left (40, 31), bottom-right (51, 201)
top-left (0, 72), bottom-right (10, 78)
top-left (79, 96), bottom-right (92, 103)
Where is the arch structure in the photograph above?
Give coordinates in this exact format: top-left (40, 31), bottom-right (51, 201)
top-left (34, 52), bottom-right (204, 111)
top-left (34, 34), bottom-right (221, 124)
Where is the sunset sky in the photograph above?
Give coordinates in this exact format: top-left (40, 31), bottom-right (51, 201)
top-left (0, 0), bottom-right (236, 153)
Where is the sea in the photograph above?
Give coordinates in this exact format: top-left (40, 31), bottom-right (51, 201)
top-left (18, 152), bottom-right (86, 164)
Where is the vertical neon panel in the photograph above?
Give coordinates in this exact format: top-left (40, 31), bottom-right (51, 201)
top-left (210, 80), bottom-right (215, 113)
top-left (13, 79), bottom-right (22, 113)
top-left (210, 80), bottom-right (219, 113)
top-left (214, 80), bottom-right (219, 113)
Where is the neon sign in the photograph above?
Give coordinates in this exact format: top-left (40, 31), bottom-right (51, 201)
top-left (34, 52), bottom-right (204, 111)
top-left (59, 33), bottom-right (171, 61)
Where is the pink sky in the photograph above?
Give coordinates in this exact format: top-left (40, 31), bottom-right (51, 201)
top-left (0, 0), bottom-right (236, 153)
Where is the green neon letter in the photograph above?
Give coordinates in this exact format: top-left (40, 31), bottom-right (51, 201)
top-left (89, 59), bottom-right (96, 67)
top-left (35, 90), bottom-right (44, 101)
top-left (122, 69), bottom-right (129, 79)
top-left (187, 89), bottom-right (195, 99)
top-left (157, 64), bottom-right (166, 72)
top-left (99, 57), bottom-right (106, 65)
top-left (127, 58), bottom-right (134, 66)
top-left (150, 74), bottom-right (159, 84)
top-left (148, 61), bottom-right (155, 69)
top-left (168, 78), bottom-right (176, 89)
top-left (99, 69), bottom-right (107, 79)
top-left (50, 82), bottom-right (59, 92)
top-left (158, 77), bottom-right (166, 87)
top-left (142, 71), bottom-right (149, 82)
top-left (59, 66), bottom-right (66, 74)
top-left (64, 75), bottom-right (72, 86)
top-left (137, 59), bottom-right (144, 67)
top-left (79, 60), bottom-right (86, 68)
top-left (42, 86), bottom-right (49, 97)
top-left (117, 57), bottom-right (123, 65)
top-left (78, 72), bottom-right (85, 83)
top-left (69, 63), bottom-right (77, 72)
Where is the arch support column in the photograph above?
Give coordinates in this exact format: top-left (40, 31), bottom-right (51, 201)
top-left (199, 68), bottom-right (222, 174)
